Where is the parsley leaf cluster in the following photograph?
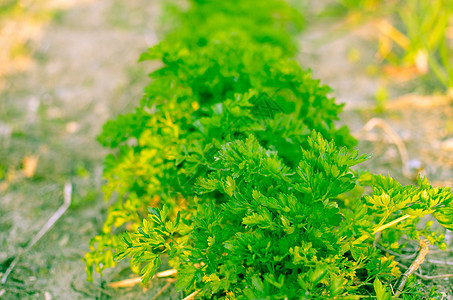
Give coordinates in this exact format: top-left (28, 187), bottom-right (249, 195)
top-left (84, 0), bottom-right (453, 298)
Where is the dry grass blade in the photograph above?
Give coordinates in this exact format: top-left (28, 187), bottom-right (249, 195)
top-left (418, 274), bottom-right (453, 280)
top-left (426, 259), bottom-right (453, 266)
top-left (108, 277), bottom-right (142, 288)
top-left (108, 269), bottom-right (177, 288)
top-left (22, 155), bottom-right (39, 178)
top-left (356, 118), bottom-right (410, 178)
top-left (375, 19), bottom-right (410, 49)
top-left (1, 182), bottom-right (72, 284)
top-left (385, 94), bottom-right (453, 111)
top-left (155, 269), bottom-right (177, 278)
top-left (183, 290), bottom-right (200, 300)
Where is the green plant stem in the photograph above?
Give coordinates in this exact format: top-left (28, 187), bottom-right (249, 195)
top-left (347, 214), bottom-right (414, 250)
top-left (372, 214), bottom-right (413, 235)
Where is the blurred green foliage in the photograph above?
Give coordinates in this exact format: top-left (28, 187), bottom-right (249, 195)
top-left (0, 0), bottom-right (19, 17)
top-left (327, 0), bottom-right (453, 92)
top-left (393, 0), bottom-right (453, 91)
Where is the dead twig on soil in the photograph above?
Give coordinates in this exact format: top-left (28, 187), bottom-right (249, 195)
top-left (1, 182), bottom-right (72, 284)
top-left (394, 239), bottom-right (430, 297)
top-left (417, 273), bottom-right (453, 280)
top-left (356, 118), bottom-right (411, 178)
top-left (151, 278), bottom-right (176, 300)
top-left (70, 280), bottom-right (113, 298)
top-left (426, 259), bottom-right (453, 266)
top-left (376, 243), bottom-right (417, 260)
top-left (108, 269), bottom-right (177, 288)
top-left (397, 262), bottom-right (453, 280)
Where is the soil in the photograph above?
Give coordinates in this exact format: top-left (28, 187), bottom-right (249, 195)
top-left (0, 0), bottom-right (179, 298)
top-left (0, 0), bottom-right (452, 299)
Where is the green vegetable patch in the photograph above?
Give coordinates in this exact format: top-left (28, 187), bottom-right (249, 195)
top-left (84, 0), bottom-right (453, 298)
